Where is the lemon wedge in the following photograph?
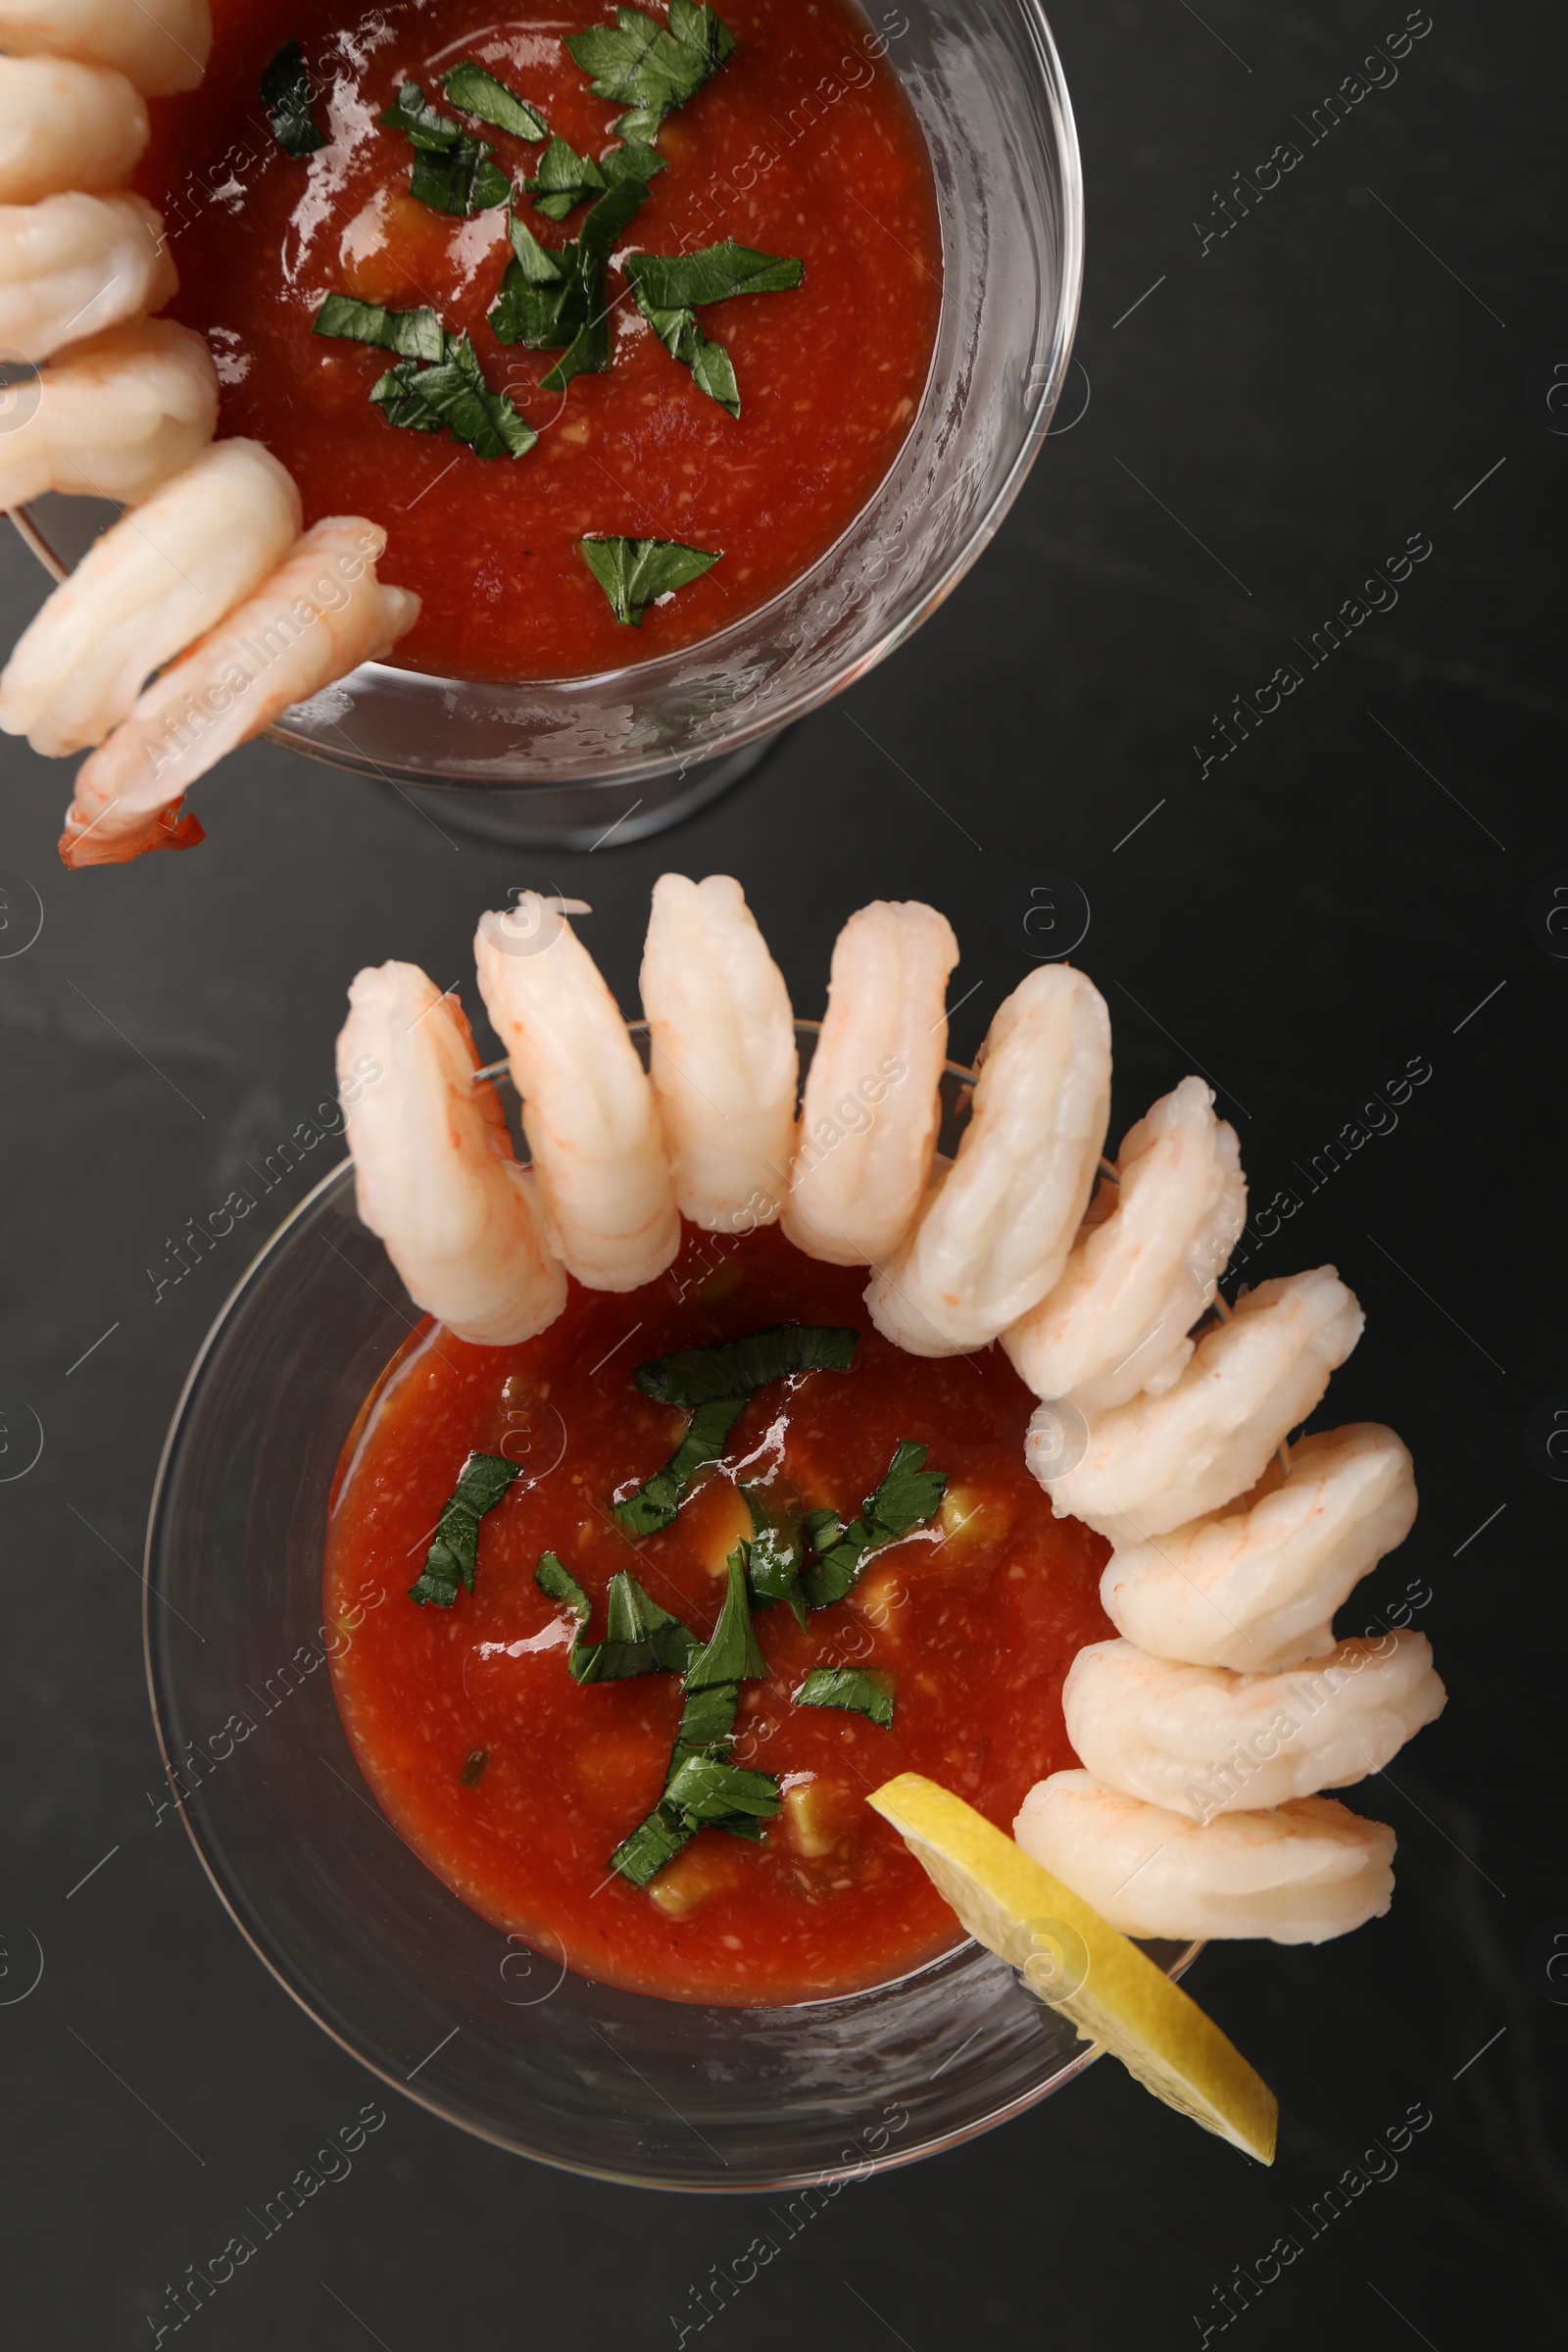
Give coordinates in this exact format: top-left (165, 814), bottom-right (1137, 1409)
top-left (868, 1771), bottom-right (1277, 2162)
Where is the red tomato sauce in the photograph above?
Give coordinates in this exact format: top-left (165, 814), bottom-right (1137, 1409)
top-left (323, 1220), bottom-right (1111, 2006)
top-left (139, 0), bottom-right (942, 683)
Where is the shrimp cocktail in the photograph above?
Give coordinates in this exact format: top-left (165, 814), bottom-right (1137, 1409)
top-left (320, 878), bottom-right (1445, 2160)
top-left (0, 0), bottom-right (940, 861)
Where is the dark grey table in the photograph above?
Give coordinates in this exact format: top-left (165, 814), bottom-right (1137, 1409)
top-left (2, 1), bottom-right (1563, 2343)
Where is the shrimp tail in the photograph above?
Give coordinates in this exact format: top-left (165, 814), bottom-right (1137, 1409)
top-left (59, 794), bottom-right (204, 868)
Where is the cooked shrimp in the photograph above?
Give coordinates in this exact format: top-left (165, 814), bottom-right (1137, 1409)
top-left (337, 963), bottom-right (565, 1347)
top-left (0, 318), bottom-right (217, 512)
top-left (0, 0), bottom-right (213, 96)
top-left (474, 896), bottom-right (680, 1292)
top-left (1062, 1633), bottom-right (1446, 1822)
top-left (1032, 1267), bottom-right (1364, 1544)
top-left (0, 55), bottom-right (148, 202)
top-left (864, 965), bottom-right (1110, 1354)
top-left (1004, 1078), bottom-right (1246, 1408)
top-left (639, 872), bottom-right (798, 1232)
top-left (0, 438), bottom-right (301, 757)
top-left (1102, 1424), bottom-right (1419, 1672)
top-left (0, 190), bottom-right (176, 363)
top-left (60, 518), bottom-right (419, 867)
top-left (1014, 1771), bottom-right (1396, 1944)
top-left (780, 900), bottom-right (958, 1267)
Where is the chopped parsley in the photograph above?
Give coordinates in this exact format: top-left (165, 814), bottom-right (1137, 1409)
top-left (609, 1549), bottom-right (779, 1886)
top-left (741, 1486), bottom-right (807, 1625)
top-left (634, 1324), bottom-right (858, 1409)
top-left (576, 1570), bottom-right (699, 1682)
top-left (614, 1394), bottom-right (746, 1537)
top-left (624, 243), bottom-right (804, 308)
top-left (261, 39), bottom-right (328, 156)
top-left (577, 536), bottom-right (722, 626)
top-left (684, 1544), bottom-right (768, 1685)
top-left (460, 1747), bottom-right (490, 1786)
top-left (439, 60), bottom-right (550, 141)
top-left (409, 1452), bottom-right (520, 1607)
top-left (523, 130), bottom-right (667, 219)
top-left (793, 1666), bottom-right (896, 1729)
top-left (799, 1440), bottom-right (947, 1611)
top-left (566, 0), bottom-right (737, 141)
top-left (379, 81), bottom-right (512, 214)
top-left (410, 139), bottom-right (513, 216)
top-left (312, 293), bottom-right (445, 364)
top-left (632, 294), bottom-right (740, 416)
top-left (489, 180), bottom-right (649, 388)
top-left (370, 330), bottom-right (537, 460)
top-left (622, 245), bottom-right (804, 416)
top-left (379, 80), bottom-right (466, 148)
top-left (524, 134), bottom-right (609, 220)
top-left (534, 1553), bottom-right (697, 1681)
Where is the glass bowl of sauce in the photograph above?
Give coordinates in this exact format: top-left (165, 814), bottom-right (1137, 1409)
top-left (144, 1032), bottom-right (1198, 2186)
top-left (16, 0), bottom-right (1081, 845)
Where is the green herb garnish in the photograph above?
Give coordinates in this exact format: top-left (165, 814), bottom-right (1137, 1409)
top-left (632, 294), bottom-right (739, 415)
top-left (261, 39), bottom-right (328, 157)
top-left (460, 1747), bottom-right (490, 1786)
top-left (535, 1549), bottom-right (592, 1626)
top-left (604, 136), bottom-right (667, 187)
top-left (489, 181), bottom-right (650, 386)
top-left (379, 79), bottom-right (465, 147)
top-left (662, 1752), bottom-right (780, 1820)
top-left (488, 211), bottom-right (580, 347)
top-left (534, 1553), bottom-right (697, 1681)
top-left (741, 1486), bottom-right (807, 1626)
top-left (625, 243), bottom-right (804, 308)
top-left (634, 1325), bottom-right (858, 1409)
top-left (794, 1666), bottom-right (896, 1730)
top-left (623, 246), bottom-right (803, 416)
top-left (577, 536), bottom-right (723, 624)
top-left (565, 0), bottom-right (737, 141)
top-left (524, 134), bottom-right (609, 220)
top-left (379, 81), bottom-right (512, 214)
top-left (614, 1394), bottom-right (746, 1537)
top-left (609, 1549), bottom-right (779, 1886)
top-left (410, 139), bottom-right (513, 215)
top-left (440, 60), bottom-right (550, 141)
top-left (798, 1440), bottom-right (947, 1612)
top-left (371, 330), bottom-right (538, 459)
top-left (575, 1570), bottom-right (699, 1682)
top-left (313, 293), bottom-right (445, 364)
top-left (409, 1452), bottom-right (520, 1607)
top-left (685, 1543), bottom-right (769, 1685)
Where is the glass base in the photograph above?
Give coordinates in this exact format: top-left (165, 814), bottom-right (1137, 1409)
top-left (388, 729), bottom-right (788, 851)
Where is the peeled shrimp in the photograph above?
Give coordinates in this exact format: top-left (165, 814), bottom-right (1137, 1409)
top-left (639, 872), bottom-right (798, 1232)
top-left (1102, 1424), bottom-right (1419, 1672)
top-left (1032, 1267), bottom-right (1364, 1544)
top-left (1062, 1633), bottom-right (1445, 1822)
top-left (0, 191), bottom-right (176, 364)
top-left (1004, 1078), bottom-right (1246, 1409)
top-left (0, 0), bottom-right (213, 96)
top-left (0, 438), bottom-right (301, 758)
top-left (864, 965), bottom-right (1110, 1356)
top-left (780, 900), bottom-right (958, 1267)
top-left (0, 318), bottom-right (217, 512)
top-left (0, 55), bottom-right (148, 202)
top-left (1014, 1771), bottom-right (1396, 1944)
top-left (60, 517), bottom-right (419, 867)
top-left (474, 896), bottom-right (680, 1292)
top-left (337, 964), bottom-right (565, 1347)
